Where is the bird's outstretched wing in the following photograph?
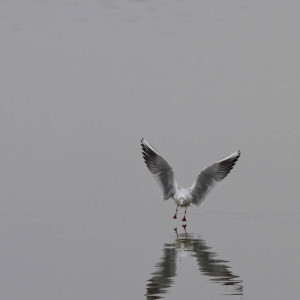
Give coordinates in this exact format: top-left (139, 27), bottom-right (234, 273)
top-left (190, 151), bottom-right (241, 205)
top-left (141, 138), bottom-right (177, 200)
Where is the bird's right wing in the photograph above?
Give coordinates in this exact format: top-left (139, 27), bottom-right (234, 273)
top-left (190, 151), bottom-right (241, 205)
top-left (141, 138), bottom-right (177, 200)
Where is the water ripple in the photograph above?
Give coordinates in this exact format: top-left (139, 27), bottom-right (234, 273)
top-left (145, 232), bottom-right (243, 299)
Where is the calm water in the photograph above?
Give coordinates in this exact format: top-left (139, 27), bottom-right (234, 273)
top-left (1, 1), bottom-right (300, 299)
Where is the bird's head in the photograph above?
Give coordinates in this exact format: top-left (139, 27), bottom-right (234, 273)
top-left (179, 198), bottom-right (186, 206)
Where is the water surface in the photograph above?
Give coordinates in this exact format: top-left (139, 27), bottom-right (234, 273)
top-left (146, 231), bottom-right (243, 299)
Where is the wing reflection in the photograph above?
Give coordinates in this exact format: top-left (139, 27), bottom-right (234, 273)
top-left (145, 245), bottom-right (177, 299)
top-left (145, 232), bottom-right (243, 299)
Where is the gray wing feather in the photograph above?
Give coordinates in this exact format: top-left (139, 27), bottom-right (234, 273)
top-left (191, 151), bottom-right (241, 206)
top-left (141, 138), bottom-right (177, 200)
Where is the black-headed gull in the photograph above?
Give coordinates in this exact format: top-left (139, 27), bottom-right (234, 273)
top-left (141, 138), bottom-right (241, 221)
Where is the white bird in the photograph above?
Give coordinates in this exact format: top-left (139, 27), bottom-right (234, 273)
top-left (141, 138), bottom-right (241, 222)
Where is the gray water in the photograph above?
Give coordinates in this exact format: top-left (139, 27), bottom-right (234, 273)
top-left (1, 1), bottom-right (300, 299)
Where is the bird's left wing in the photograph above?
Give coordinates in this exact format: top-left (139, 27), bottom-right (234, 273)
top-left (141, 138), bottom-right (177, 200)
top-left (190, 151), bottom-right (241, 206)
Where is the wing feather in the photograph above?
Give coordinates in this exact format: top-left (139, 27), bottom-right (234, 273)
top-left (141, 138), bottom-right (177, 200)
top-left (190, 151), bottom-right (241, 205)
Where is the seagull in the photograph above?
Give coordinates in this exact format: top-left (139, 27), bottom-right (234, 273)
top-left (141, 138), bottom-right (241, 222)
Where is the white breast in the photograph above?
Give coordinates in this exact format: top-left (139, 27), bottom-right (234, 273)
top-left (173, 188), bottom-right (193, 206)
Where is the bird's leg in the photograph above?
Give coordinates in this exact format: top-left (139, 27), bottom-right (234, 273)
top-left (182, 207), bottom-right (187, 222)
top-left (173, 205), bottom-right (179, 219)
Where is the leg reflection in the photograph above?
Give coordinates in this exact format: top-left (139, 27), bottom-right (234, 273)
top-left (173, 227), bottom-right (178, 239)
top-left (182, 224), bottom-right (187, 238)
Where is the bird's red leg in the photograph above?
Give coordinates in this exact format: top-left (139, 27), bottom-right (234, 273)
top-left (182, 207), bottom-right (187, 222)
top-left (173, 205), bottom-right (179, 219)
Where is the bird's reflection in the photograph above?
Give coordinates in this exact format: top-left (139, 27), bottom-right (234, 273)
top-left (145, 227), bottom-right (243, 299)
